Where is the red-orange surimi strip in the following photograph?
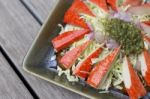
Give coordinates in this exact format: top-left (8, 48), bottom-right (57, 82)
top-left (87, 47), bottom-right (120, 88)
top-left (64, 0), bottom-right (94, 28)
top-left (52, 29), bottom-right (90, 52)
top-left (107, 0), bottom-right (118, 11)
top-left (59, 41), bottom-right (91, 69)
top-left (141, 49), bottom-right (150, 86)
top-left (73, 47), bottom-right (103, 79)
top-left (123, 57), bottom-right (146, 99)
top-left (89, 0), bottom-right (109, 12)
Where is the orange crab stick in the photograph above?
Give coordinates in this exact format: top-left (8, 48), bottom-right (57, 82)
top-left (64, 0), bottom-right (94, 28)
top-left (51, 29), bottom-right (90, 52)
top-left (144, 35), bottom-right (150, 43)
top-left (73, 47), bottom-right (103, 79)
top-left (128, 3), bottom-right (150, 26)
top-left (59, 41), bottom-right (91, 69)
top-left (70, 0), bottom-right (95, 16)
top-left (141, 24), bottom-right (150, 44)
top-left (127, 3), bottom-right (150, 16)
top-left (122, 56), bottom-right (146, 99)
top-left (87, 47), bottom-right (120, 88)
top-left (139, 49), bottom-right (150, 86)
top-left (89, 0), bottom-right (108, 12)
top-left (122, 0), bottom-right (142, 7)
top-left (144, 21), bottom-right (150, 26)
top-left (107, 0), bottom-right (118, 11)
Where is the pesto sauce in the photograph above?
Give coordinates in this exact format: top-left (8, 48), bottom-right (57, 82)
top-left (101, 18), bottom-right (144, 55)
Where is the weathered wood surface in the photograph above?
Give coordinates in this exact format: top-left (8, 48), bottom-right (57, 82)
top-left (0, 0), bottom-right (86, 99)
top-left (0, 53), bottom-right (33, 99)
top-left (21, 0), bottom-right (58, 23)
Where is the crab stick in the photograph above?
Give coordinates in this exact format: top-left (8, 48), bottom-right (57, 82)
top-left (52, 29), bottom-right (90, 52)
top-left (127, 3), bottom-right (150, 16)
top-left (143, 21), bottom-right (150, 26)
top-left (141, 23), bottom-right (150, 38)
top-left (107, 0), bottom-right (118, 11)
top-left (139, 49), bottom-right (150, 86)
top-left (73, 47), bottom-right (103, 79)
top-left (144, 35), bottom-right (150, 43)
top-left (122, 56), bottom-right (146, 99)
top-left (64, 0), bottom-right (94, 28)
top-left (59, 40), bottom-right (91, 69)
top-left (89, 0), bottom-right (108, 12)
top-left (87, 47), bottom-right (120, 88)
top-left (122, 0), bottom-right (142, 7)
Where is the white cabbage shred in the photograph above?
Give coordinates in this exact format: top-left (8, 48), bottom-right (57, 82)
top-left (111, 59), bottom-right (123, 89)
top-left (58, 24), bottom-right (81, 34)
top-left (99, 57), bottom-right (123, 90)
top-left (57, 66), bottom-right (79, 82)
top-left (84, 0), bottom-right (108, 17)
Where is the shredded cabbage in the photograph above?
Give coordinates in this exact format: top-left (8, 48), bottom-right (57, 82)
top-left (56, 0), bottom-right (126, 90)
top-left (58, 24), bottom-right (81, 34)
top-left (57, 24), bottom-right (103, 82)
top-left (90, 48), bottom-right (123, 90)
top-left (57, 38), bottom-right (102, 82)
top-left (57, 24), bottom-right (81, 82)
top-left (84, 0), bottom-right (108, 17)
top-left (57, 66), bottom-right (79, 82)
top-left (59, 24), bottom-right (83, 56)
top-left (138, 72), bottom-right (146, 86)
top-left (100, 73), bottom-right (113, 90)
top-left (69, 36), bottom-right (89, 50)
top-left (144, 41), bottom-right (150, 52)
top-left (135, 14), bottom-right (150, 22)
top-left (91, 48), bottom-right (111, 65)
top-left (111, 59), bottom-right (123, 88)
top-left (80, 14), bottom-right (106, 35)
top-left (71, 40), bottom-right (103, 72)
top-left (81, 41), bottom-right (101, 58)
top-left (99, 58), bottom-right (123, 90)
top-left (129, 55), bottom-right (138, 68)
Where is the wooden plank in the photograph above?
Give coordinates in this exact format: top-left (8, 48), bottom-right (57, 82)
top-left (0, 53), bottom-right (33, 99)
top-left (0, 0), bottom-right (86, 99)
top-left (22, 0), bottom-right (57, 23)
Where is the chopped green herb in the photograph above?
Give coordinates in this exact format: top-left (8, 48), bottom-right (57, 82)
top-left (101, 18), bottom-right (144, 55)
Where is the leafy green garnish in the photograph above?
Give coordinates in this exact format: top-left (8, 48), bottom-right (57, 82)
top-left (101, 18), bottom-right (144, 55)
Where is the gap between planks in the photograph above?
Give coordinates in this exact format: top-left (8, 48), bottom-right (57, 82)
top-left (0, 46), bottom-right (39, 99)
top-left (0, 0), bottom-right (44, 97)
top-left (0, 48), bottom-right (32, 98)
top-left (1, 1), bottom-right (83, 99)
top-left (19, 0), bottom-right (43, 25)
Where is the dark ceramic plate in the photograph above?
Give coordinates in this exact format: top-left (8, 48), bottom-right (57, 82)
top-left (23, 0), bottom-right (130, 99)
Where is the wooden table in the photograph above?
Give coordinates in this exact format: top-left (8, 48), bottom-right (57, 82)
top-left (0, 0), bottom-right (86, 98)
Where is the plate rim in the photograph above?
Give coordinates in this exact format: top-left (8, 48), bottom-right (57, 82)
top-left (22, 0), bottom-right (96, 98)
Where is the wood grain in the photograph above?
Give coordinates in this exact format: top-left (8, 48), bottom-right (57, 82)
top-left (0, 0), bottom-right (86, 99)
top-left (0, 53), bottom-right (33, 99)
top-left (22, 0), bottom-right (57, 23)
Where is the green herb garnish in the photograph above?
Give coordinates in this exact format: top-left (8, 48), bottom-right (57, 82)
top-left (101, 18), bottom-right (144, 55)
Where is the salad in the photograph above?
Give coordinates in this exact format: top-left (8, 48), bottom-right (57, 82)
top-left (51, 0), bottom-right (150, 98)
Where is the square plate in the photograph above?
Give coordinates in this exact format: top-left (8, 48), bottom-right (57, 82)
top-left (23, 0), bottom-right (124, 99)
